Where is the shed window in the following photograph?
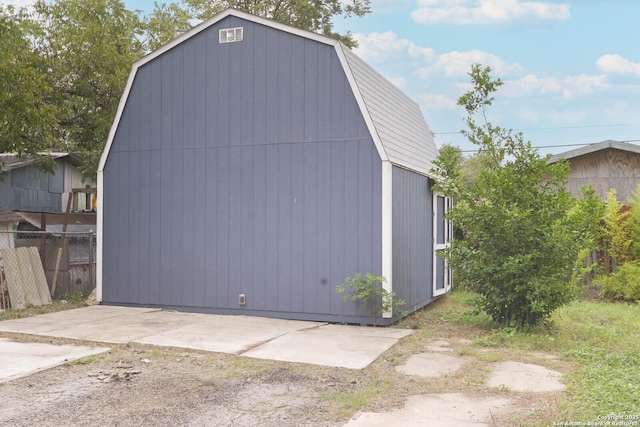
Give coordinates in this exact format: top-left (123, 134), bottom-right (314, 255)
top-left (219, 27), bottom-right (244, 43)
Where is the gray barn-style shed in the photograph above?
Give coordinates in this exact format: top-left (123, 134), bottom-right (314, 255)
top-left (97, 9), bottom-right (450, 325)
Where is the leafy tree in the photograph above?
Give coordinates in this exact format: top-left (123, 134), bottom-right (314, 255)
top-left (25, 0), bottom-right (146, 177)
top-left (0, 6), bottom-right (58, 170)
top-left (432, 65), bottom-right (603, 327)
top-left (144, 2), bottom-right (193, 52)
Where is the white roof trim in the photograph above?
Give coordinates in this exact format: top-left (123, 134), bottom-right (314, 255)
top-left (132, 8), bottom-right (337, 71)
top-left (98, 8), bottom-right (339, 174)
top-left (548, 140), bottom-right (640, 164)
top-left (98, 66), bottom-right (138, 173)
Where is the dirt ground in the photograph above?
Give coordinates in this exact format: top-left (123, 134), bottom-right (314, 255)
top-left (0, 333), bottom-right (568, 427)
top-left (0, 334), bottom-right (355, 426)
top-left (0, 299), bottom-right (571, 427)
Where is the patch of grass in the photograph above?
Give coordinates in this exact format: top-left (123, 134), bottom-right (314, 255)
top-left (326, 380), bottom-right (392, 419)
top-left (147, 348), bottom-right (172, 358)
top-left (459, 295), bottom-right (640, 419)
top-left (551, 301), bottom-right (640, 419)
top-left (399, 290), bottom-right (492, 329)
top-left (65, 353), bottom-right (103, 366)
top-left (207, 355), bottom-right (279, 380)
top-left (474, 351), bottom-right (502, 363)
top-left (400, 290), bottom-right (640, 421)
top-left (61, 291), bottom-right (86, 304)
top-left (0, 300), bottom-right (85, 321)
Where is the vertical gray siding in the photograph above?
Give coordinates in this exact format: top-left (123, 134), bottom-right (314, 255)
top-left (0, 160), bottom-right (65, 213)
top-left (102, 17), bottom-right (383, 322)
top-left (392, 166), bottom-right (434, 312)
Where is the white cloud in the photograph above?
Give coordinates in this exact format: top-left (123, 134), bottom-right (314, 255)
top-left (418, 50), bottom-right (524, 78)
top-left (2, 0), bottom-right (34, 8)
top-left (411, 0), bottom-right (570, 25)
top-left (502, 73), bottom-right (608, 99)
top-left (370, 0), bottom-right (412, 14)
top-left (596, 54), bottom-right (640, 76)
top-left (421, 93), bottom-right (459, 110)
top-left (353, 31), bottom-right (435, 65)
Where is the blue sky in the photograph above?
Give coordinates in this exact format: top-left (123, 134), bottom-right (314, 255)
top-left (7, 0), bottom-right (640, 155)
top-left (334, 0), bottom-right (640, 155)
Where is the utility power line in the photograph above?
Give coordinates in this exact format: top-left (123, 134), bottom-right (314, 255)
top-left (433, 123), bottom-right (638, 135)
top-left (457, 139), bottom-right (640, 153)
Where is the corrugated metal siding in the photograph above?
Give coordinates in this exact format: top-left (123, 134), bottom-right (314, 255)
top-left (341, 46), bottom-right (439, 177)
top-left (102, 17), bottom-right (383, 322)
top-left (392, 166), bottom-right (434, 312)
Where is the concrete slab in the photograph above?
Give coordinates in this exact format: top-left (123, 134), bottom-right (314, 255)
top-left (396, 352), bottom-right (466, 378)
top-left (344, 393), bottom-right (514, 427)
top-left (135, 314), bottom-right (324, 354)
top-left (487, 361), bottom-right (565, 392)
top-left (0, 306), bottom-right (157, 337)
top-left (0, 306), bottom-right (412, 371)
top-left (0, 338), bottom-right (110, 383)
top-left (51, 309), bottom-right (209, 343)
top-left (242, 324), bottom-right (414, 369)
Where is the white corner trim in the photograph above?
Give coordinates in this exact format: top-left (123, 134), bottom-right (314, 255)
top-left (96, 170), bottom-right (103, 302)
top-left (381, 161), bottom-right (393, 318)
top-left (97, 66), bottom-right (138, 173)
top-left (334, 44), bottom-right (389, 164)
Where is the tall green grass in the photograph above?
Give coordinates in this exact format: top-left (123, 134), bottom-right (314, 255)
top-left (553, 302), bottom-right (640, 417)
top-left (431, 291), bottom-right (640, 419)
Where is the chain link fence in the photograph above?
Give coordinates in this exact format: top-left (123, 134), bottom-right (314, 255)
top-left (0, 231), bottom-right (96, 308)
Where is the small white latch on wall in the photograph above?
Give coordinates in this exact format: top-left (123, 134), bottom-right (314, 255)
top-left (239, 293), bottom-right (246, 306)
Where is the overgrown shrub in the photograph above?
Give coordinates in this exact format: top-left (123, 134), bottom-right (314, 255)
top-left (432, 65), bottom-right (604, 328)
top-left (629, 184), bottom-right (640, 261)
top-left (602, 189), bottom-right (633, 269)
top-left (336, 273), bottom-right (406, 325)
top-left (597, 262), bottom-right (640, 302)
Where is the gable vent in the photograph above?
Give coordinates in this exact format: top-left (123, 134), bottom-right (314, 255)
top-left (219, 27), bottom-right (244, 43)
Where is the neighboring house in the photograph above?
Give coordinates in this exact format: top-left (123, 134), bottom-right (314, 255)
top-left (0, 153), bottom-right (94, 213)
top-left (98, 9), bottom-right (450, 325)
top-left (0, 153), bottom-right (97, 300)
top-left (548, 140), bottom-right (640, 203)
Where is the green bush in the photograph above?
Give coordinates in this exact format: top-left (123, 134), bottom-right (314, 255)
top-left (336, 273), bottom-right (406, 326)
top-left (597, 262), bottom-right (640, 302)
top-left (432, 65), bottom-right (604, 328)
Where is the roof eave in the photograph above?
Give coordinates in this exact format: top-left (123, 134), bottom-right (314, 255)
top-left (548, 140), bottom-right (640, 163)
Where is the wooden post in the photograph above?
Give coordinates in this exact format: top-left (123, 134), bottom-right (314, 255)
top-left (51, 194), bottom-right (73, 297)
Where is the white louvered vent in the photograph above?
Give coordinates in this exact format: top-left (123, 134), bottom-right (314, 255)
top-left (219, 27), bottom-right (244, 43)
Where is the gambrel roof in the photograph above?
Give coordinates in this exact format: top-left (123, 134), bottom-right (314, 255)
top-left (99, 8), bottom-right (438, 177)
